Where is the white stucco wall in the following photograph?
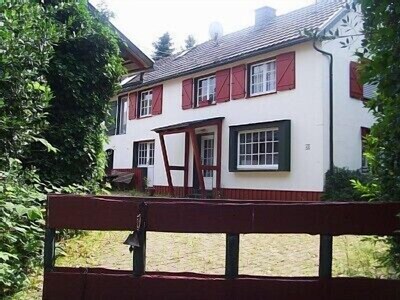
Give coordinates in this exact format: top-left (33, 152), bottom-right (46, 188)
top-left (107, 42), bottom-right (333, 192)
top-left (322, 10), bottom-right (375, 171)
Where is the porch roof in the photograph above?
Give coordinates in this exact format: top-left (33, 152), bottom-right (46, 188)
top-left (153, 117), bottom-right (224, 134)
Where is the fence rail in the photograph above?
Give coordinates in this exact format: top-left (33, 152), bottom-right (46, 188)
top-left (43, 194), bottom-right (400, 300)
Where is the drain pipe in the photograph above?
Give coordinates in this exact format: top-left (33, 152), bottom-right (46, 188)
top-left (313, 39), bottom-right (334, 279)
top-left (313, 39), bottom-right (334, 172)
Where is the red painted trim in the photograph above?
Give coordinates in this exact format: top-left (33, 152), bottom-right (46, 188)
top-left (216, 122), bottom-right (222, 192)
top-left (184, 132), bottom-right (190, 197)
top-left (44, 268), bottom-right (400, 300)
top-left (189, 128), bottom-right (206, 197)
top-left (154, 186), bottom-right (321, 202)
top-left (47, 195), bottom-right (400, 235)
top-left (159, 133), bottom-right (174, 197)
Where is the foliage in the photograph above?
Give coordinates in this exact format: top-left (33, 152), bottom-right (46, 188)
top-left (152, 32), bottom-right (175, 60)
top-left (29, 1), bottom-right (125, 189)
top-left (356, 0), bottom-right (400, 275)
top-left (0, 1), bottom-right (58, 166)
top-left (322, 167), bottom-right (371, 202)
top-left (0, 160), bottom-right (45, 297)
top-left (184, 34), bottom-right (196, 50)
top-left (0, 1), bottom-right (122, 296)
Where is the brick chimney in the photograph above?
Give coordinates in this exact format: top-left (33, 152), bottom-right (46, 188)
top-left (255, 6), bottom-right (276, 27)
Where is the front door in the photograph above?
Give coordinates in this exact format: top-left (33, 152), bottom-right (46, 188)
top-left (200, 135), bottom-right (214, 190)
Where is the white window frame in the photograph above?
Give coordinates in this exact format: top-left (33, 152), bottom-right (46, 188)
top-left (237, 127), bottom-right (279, 170)
top-left (139, 90), bottom-right (153, 117)
top-left (117, 96), bottom-right (128, 135)
top-left (196, 75), bottom-right (216, 106)
top-left (137, 141), bottom-right (155, 167)
top-left (250, 60), bottom-right (276, 97)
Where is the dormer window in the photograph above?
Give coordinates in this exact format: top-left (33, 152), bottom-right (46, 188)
top-left (196, 75), bottom-right (216, 106)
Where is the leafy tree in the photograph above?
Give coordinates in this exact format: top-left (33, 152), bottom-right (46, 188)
top-left (0, 1), bottom-right (58, 295)
top-left (354, 0), bottom-right (400, 274)
top-left (303, 1), bottom-right (400, 274)
top-left (184, 34), bottom-right (196, 50)
top-left (0, 1), bottom-right (58, 166)
top-left (152, 32), bottom-right (175, 60)
top-left (29, 1), bottom-right (125, 188)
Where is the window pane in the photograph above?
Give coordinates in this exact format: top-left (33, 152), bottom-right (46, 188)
top-left (240, 145), bottom-right (245, 155)
top-left (108, 101), bottom-right (118, 135)
top-left (236, 128), bottom-right (280, 168)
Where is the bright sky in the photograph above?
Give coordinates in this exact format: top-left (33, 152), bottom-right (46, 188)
top-left (90, 0), bottom-right (317, 57)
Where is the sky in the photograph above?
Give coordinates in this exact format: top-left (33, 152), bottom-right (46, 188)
top-left (90, 0), bottom-right (317, 58)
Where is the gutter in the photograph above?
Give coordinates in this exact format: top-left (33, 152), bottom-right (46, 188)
top-left (313, 40), bottom-right (334, 173)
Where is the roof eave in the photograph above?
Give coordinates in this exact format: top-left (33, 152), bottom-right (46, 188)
top-left (120, 36), bottom-right (311, 94)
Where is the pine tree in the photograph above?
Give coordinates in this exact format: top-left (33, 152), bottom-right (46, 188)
top-left (184, 34), bottom-right (196, 50)
top-left (152, 32), bottom-right (175, 60)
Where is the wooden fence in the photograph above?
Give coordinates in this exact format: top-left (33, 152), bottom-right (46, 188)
top-left (42, 194), bottom-right (400, 299)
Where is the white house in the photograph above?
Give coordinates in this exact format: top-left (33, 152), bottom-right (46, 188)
top-left (106, 1), bottom-right (374, 201)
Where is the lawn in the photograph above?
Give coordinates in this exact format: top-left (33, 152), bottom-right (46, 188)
top-left (10, 231), bottom-right (392, 300)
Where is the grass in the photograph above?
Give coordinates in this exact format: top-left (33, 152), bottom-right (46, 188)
top-left (10, 231), bottom-right (394, 300)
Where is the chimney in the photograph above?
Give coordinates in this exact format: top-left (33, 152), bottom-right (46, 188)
top-left (255, 6), bottom-right (276, 27)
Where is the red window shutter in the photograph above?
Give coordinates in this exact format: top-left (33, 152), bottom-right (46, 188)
top-left (350, 61), bottom-right (363, 100)
top-left (231, 65), bottom-right (246, 100)
top-left (276, 52), bottom-right (295, 91)
top-left (182, 78), bottom-right (193, 110)
top-left (215, 68), bottom-right (231, 103)
top-left (152, 85), bottom-right (163, 115)
top-left (128, 92), bottom-right (137, 120)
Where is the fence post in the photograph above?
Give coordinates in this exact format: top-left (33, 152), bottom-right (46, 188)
top-left (319, 234), bottom-right (333, 278)
top-left (134, 230), bottom-right (146, 276)
top-left (44, 228), bottom-right (56, 271)
top-left (225, 233), bottom-right (239, 279)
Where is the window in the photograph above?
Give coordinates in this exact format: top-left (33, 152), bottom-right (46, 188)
top-left (140, 90), bottom-right (152, 117)
top-left (118, 97), bottom-right (128, 134)
top-left (250, 60), bottom-right (276, 96)
top-left (108, 97), bottom-right (127, 135)
top-left (229, 120), bottom-right (290, 172)
top-left (237, 128), bottom-right (279, 170)
top-left (196, 75), bottom-right (216, 106)
top-left (137, 141), bottom-right (155, 167)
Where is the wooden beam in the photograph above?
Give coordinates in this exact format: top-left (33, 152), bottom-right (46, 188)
top-left (202, 165), bottom-right (218, 171)
top-left (216, 121), bottom-right (222, 193)
top-left (134, 230), bottom-right (146, 277)
top-left (225, 234), bottom-right (239, 279)
top-left (44, 228), bottom-right (56, 271)
top-left (319, 235), bottom-right (333, 278)
top-left (184, 132), bottom-right (190, 197)
top-left (159, 133), bottom-right (174, 197)
top-left (189, 128), bottom-right (206, 197)
top-left (169, 166), bottom-right (185, 171)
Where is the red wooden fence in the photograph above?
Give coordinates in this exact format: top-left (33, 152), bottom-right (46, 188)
top-left (42, 194), bottom-right (400, 300)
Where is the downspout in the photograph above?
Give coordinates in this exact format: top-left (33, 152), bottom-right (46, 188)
top-left (313, 39), bottom-right (334, 172)
top-left (313, 39), bottom-right (334, 279)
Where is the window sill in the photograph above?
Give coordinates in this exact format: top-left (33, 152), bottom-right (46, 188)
top-left (194, 101), bottom-right (216, 109)
top-left (231, 168), bottom-right (287, 173)
top-left (139, 115), bottom-right (153, 119)
top-left (248, 90), bottom-right (277, 99)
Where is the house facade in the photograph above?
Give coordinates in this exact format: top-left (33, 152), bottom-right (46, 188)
top-left (106, 1), bottom-right (374, 201)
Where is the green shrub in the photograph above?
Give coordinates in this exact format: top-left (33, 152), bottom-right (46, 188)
top-left (0, 160), bottom-right (45, 296)
top-left (322, 167), bottom-right (372, 202)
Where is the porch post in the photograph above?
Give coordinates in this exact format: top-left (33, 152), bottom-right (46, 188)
top-left (189, 128), bottom-right (206, 198)
top-left (183, 131), bottom-right (190, 197)
top-left (216, 120), bottom-right (222, 196)
top-left (159, 132), bottom-right (174, 197)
